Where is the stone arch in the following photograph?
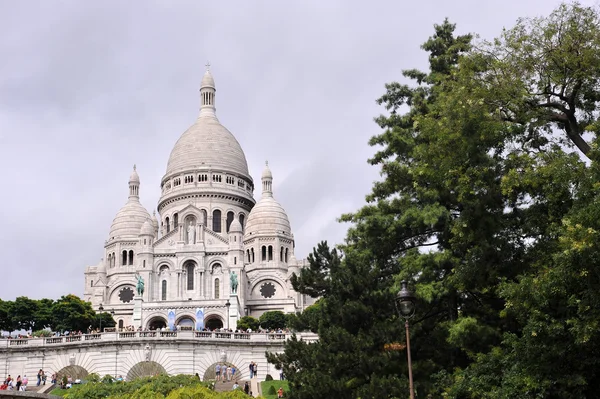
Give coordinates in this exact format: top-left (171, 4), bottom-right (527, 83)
top-left (145, 315), bottom-right (167, 330)
top-left (126, 361), bottom-right (166, 381)
top-left (176, 313), bottom-right (196, 327)
top-left (203, 361), bottom-right (240, 381)
top-left (204, 314), bottom-right (224, 330)
top-left (56, 365), bottom-right (89, 381)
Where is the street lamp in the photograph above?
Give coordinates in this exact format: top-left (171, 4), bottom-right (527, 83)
top-left (395, 281), bottom-right (416, 399)
top-left (98, 304), bottom-right (104, 333)
top-left (225, 300), bottom-right (231, 330)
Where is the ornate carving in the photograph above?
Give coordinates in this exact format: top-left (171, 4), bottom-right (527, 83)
top-left (69, 353), bottom-right (75, 365)
top-left (168, 240), bottom-right (175, 246)
top-left (220, 350), bottom-right (227, 363)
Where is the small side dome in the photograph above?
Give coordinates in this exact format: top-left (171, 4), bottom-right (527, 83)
top-left (229, 218), bottom-right (243, 233)
top-left (109, 202), bottom-right (150, 238)
top-left (244, 197), bottom-right (292, 237)
top-left (140, 219), bottom-right (154, 236)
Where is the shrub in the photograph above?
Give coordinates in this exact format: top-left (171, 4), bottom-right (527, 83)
top-left (32, 329), bottom-right (53, 337)
top-left (268, 385), bottom-right (277, 395)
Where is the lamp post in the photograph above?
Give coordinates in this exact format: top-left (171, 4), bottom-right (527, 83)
top-left (395, 281), bottom-right (416, 399)
top-left (225, 300), bottom-right (231, 330)
top-left (98, 304), bottom-right (104, 333)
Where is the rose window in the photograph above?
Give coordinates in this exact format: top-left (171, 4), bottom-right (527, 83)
top-left (260, 282), bottom-right (276, 298)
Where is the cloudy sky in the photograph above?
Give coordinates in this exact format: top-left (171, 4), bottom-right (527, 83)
top-left (0, 0), bottom-right (578, 300)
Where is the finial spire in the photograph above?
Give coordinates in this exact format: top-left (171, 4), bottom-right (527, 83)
top-left (133, 164), bottom-right (137, 171)
top-left (205, 61), bottom-right (211, 71)
top-left (261, 161), bottom-right (273, 197)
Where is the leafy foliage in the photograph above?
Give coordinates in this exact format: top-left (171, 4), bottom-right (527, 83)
top-left (236, 316), bottom-right (259, 331)
top-left (0, 294), bottom-right (114, 333)
top-left (270, 4), bottom-right (600, 398)
top-left (259, 311), bottom-right (287, 331)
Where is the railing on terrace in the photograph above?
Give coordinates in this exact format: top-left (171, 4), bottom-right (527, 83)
top-left (0, 331), bottom-right (318, 348)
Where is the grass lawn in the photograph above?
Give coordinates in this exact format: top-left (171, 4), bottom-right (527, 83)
top-left (261, 380), bottom-right (289, 399)
top-left (49, 387), bottom-right (69, 396)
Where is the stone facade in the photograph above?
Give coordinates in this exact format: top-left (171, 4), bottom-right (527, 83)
top-left (83, 68), bottom-right (314, 330)
top-left (0, 332), bottom-right (318, 382)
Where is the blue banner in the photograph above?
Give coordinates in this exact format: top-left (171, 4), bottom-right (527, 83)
top-left (195, 308), bottom-right (205, 330)
top-left (167, 309), bottom-right (176, 331)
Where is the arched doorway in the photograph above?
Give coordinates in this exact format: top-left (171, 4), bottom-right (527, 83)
top-left (126, 361), bottom-right (166, 381)
top-left (177, 316), bottom-right (195, 329)
top-left (147, 316), bottom-right (167, 330)
top-left (205, 316), bottom-right (223, 330)
top-left (56, 365), bottom-right (88, 381)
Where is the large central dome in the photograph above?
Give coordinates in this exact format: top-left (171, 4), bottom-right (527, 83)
top-left (164, 69), bottom-right (250, 179)
top-left (165, 117), bottom-right (249, 177)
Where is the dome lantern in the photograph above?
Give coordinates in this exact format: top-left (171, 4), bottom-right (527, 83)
top-left (199, 62), bottom-right (216, 118)
top-left (129, 164), bottom-right (140, 199)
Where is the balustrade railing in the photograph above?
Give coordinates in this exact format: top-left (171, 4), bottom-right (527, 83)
top-left (0, 331), bottom-right (318, 349)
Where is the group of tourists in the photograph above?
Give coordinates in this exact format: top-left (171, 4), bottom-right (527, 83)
top-left (0, 369), bottom-right (56, 391)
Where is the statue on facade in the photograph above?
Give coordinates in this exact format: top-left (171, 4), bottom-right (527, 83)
top-left (230, 271), bottom-right (238, 294)
top-left (144, 344), bottom-right (152, 361)
top-left (186, 221), bottom-right (196, 244)
top-left (135, 273), bottom-right (145, 296)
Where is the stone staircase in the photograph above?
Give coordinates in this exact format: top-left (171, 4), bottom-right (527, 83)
top-left (213, 379), bottom-right (237, 392)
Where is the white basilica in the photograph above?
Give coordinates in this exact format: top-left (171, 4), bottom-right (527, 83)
top-left (84, 68), bottom-right (312, 331)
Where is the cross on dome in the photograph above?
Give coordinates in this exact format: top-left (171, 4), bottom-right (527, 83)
top-left (205, 61), bottom-right (211, 71)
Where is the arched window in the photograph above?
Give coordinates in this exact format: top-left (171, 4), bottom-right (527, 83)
top-left (165, 217), bottom-right (170, 233)
top-left (261, 246), bottom-right (266, 261)
top-left (118, 320), bottom-right (124, 330)
top-left (214, 278), bottom-right (220, 299)
top-left (112, 253), bottom-right (116, 267)
top-left (173, 213), bottom-right (179, 229)
top-left (185, 262), bottom-right (195, 290)
top-left (90, 279), bottom-right (93, 287)
top-left (122, 250), bottom-right (127, 266)
top-left (285, 248), bottom-right (289, 263)
top-left (251, 248), bottom-right (255, 263)
top-left (213, 210), bottom-right (222, 232)
top-left (239, 214), bottom-right (245, 229)
top-left (201, 209), bottom-right (208, 225)
top-left (280, 247), bottom-right (284, 261)
top-left (246, 249), bottom-right (251, 263)
top-left (128, 250), bottom-right (134, 265)
top-left (161, 280), bottom-right (167, 300)
top-left (268, 245), bottom-right (273, 261)
top-left (143, 260), bottom-right (146, 268)
top-left (226, 211), bottom-right (234, 232)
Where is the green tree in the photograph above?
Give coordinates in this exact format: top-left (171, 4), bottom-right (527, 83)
top-left (285, 301), bottom-right (322, 333)
top-left (237, 316), bottom-right (260, 331)
top-left (34, 298), bottom-right (55, 329)
top-left (271, 6), bottom-right (600, 397)
top-left (51, 294), bottom-right (97, 332)
top-left (259, 311), bottom-right (287, 331)
top-left (11, 296), bottom-right (39, 331)
top-left (472, 2), bottom-right (600, 158)
top-left (0, 299), bottom-right (13, 333)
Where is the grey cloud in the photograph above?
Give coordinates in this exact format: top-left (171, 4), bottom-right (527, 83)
top-left (0, 0), bottom-right (578, 300)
